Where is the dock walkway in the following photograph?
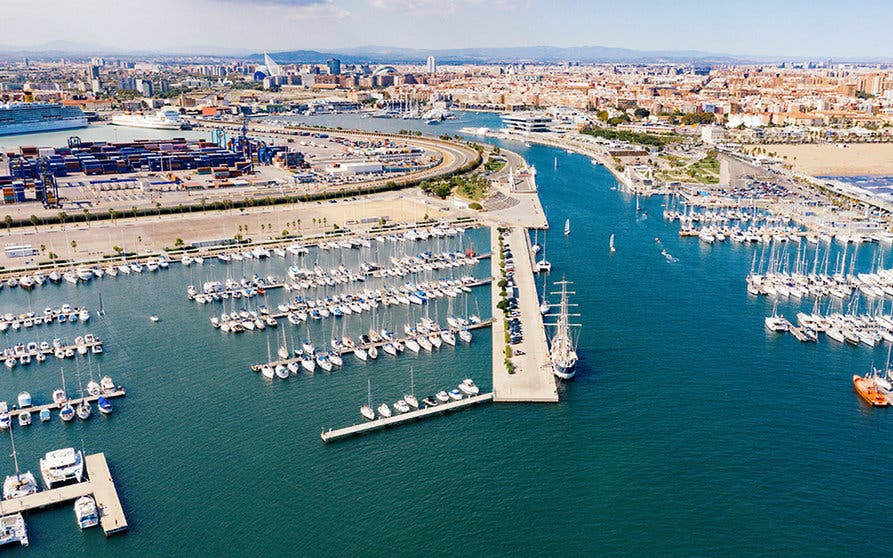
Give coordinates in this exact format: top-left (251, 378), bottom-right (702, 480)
top-left (491, 226), bottom-right (558, 403)
top-left (1, 452), bottom-right (127, 536)
top-left (321, 392), bottom-right (493, 442)
top-left (250, 321), bottom-right (492, 371)
top-left (8, 388), bottom-right (126, 418)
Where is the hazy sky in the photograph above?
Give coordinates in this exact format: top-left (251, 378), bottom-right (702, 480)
top-left (2, 0), bottom-right (892, 57)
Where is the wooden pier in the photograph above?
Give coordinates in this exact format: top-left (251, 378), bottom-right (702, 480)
top-left (250, 320), bottom-right (493, 372)
top-left (321, 392), bottom-right (493, 443)
top-left (0, 452), bottom-right (128, 536)
top-left (7, 388), bottom-right (126, 418)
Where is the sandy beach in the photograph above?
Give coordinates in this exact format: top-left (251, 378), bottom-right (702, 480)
top-left (755, 143), bottom-right (893, 176)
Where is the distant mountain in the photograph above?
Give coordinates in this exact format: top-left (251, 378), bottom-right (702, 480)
top-left (258, 44), bottom-right (763, 65)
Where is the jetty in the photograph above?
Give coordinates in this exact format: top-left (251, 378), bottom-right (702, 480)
top-left (321, 392), bottom-right (493, 443)
top-left (491, 226), bottom-right (559, 403)
top-left (1, 452), bottom-right (127, 536)
top-left (7, 388), bottom-right (126, 418)
top-left (250, 321), bottom-right (492, 371)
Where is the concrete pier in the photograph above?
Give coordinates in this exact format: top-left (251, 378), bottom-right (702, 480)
top-left (321, 392), bottom-right (493, 443)
top-left (491, 226), bottom-right (558, 403)
top-left (1, 452), bottom-right (127, 536)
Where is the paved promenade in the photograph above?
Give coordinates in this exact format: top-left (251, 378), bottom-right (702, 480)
top-left (491, 226), bottom-right (558, 403)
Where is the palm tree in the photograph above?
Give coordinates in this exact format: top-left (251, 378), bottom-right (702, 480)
top-left (29, 214), bottom-right (38, 232)
top-left (4, 215), bottom-right (12, 234)
top-left (58, 211), bottom-right (67, 228)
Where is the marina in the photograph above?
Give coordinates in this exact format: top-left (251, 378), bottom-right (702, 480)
top-left (0, 108), bottom-right (889, 554)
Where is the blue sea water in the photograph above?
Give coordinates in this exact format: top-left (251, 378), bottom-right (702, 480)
top-left (0, 112), bottom-right (891, 556)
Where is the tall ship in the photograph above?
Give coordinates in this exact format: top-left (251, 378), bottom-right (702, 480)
top-left (0, 102), bottom-right (87, 136)
top-left (546, 278), bottom-right (581, 380)
top-left (111, 107), bottom-right (185, 130)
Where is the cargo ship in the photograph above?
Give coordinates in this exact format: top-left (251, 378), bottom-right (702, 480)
top-left (0, 103), bottom-right (88, 136)
top-left (853, 374), bottom-right (889, 407)
top-left (111, 107), bottom-right (184, 130)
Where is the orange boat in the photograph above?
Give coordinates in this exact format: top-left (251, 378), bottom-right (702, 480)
top-left (853, 374), bottom-right (890, 407)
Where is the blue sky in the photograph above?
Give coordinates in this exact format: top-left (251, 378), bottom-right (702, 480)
top-left (2, 0), bottom-right (892, 57)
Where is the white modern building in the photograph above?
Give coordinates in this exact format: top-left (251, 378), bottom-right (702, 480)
top-left (501, 112), bottom-right (552, 133)
top-left (426, 56), bottom-right (436, 75)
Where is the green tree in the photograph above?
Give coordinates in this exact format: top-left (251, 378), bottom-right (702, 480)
top-left (433, 182), bottom-right (452, 199)
top-left (70, 240), bottom-right (77, 251)
top-left (113, 245), bottom-right (123, 255)
top-left (4, 215), bottom-right (12, 233)
top-left (174, 238), bottom-right (184, 247)
top-left (29, 214), bottom-right (39, 232)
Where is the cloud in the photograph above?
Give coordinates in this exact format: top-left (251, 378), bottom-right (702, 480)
top-left (366, 0), bottom-right (527, 16)
top-left (214, 0), bottom-right (350, 19)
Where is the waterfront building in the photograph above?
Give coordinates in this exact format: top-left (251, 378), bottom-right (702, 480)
top-left (501, 112), bottom-right (552, 133)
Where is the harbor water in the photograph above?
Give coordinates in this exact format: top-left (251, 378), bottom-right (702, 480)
top-left (1, 112), bottom-right (892, 555)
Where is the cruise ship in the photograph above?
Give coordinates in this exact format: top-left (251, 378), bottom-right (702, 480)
top-left (546, 279), bottom-right (581, 380)
top-left (111, 107), bottom-right (184, 130)
top-left (0, 102), bottom-right (87, 136)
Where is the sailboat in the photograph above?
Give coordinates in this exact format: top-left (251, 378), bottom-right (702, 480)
top-left (360, 379), bottom-right (375, 421)
top-left (564, 219), bottom-right (570, 236)
top-left (610, 234), bottom-right (616, 253)
top-left (3, 425), bottom-right (38, 500)
top-left (74, 359), bottom-right (91, 420)
top-left (57, 367), bottom-right (74, 422)
top-left (536, 231), bottom-right (551, 273)
top-left (545, 278), bottom-right (581, 380)
top-left (403, 368), bottom-right (419, 410)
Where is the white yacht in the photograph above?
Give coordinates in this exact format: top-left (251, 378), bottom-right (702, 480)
top-left (74, 495), bottom-right (99, 529)
top-left (360, 379), bottom-right (375, 421)
top-left (377, 403), bottom-right (392, 418)
top-left (39, 448), bottom-right (84, 488)
top-left (458, 378), bottom-right (480, 396)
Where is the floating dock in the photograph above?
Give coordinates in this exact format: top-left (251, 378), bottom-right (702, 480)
top-left (0, 452), bottom-right (127, 536)
top-left (321, 392), bottom-right (493, 443)
top-left (7, 388), bottom-right (126, 418)
top-left (250, 321), bottom-right (492, 371)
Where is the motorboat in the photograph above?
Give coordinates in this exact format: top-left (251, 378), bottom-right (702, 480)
top-left (0, 404), bottom-right (9, 430)
top-left (853, 374), bottom-right (889, 407)
top-left (17, 412), bottom-right (30, 427)
top-left (422, 396), bottom-right (438, 407)
top-left (393, 400), bottom-right (411, 414)
top-left (39, 409), bottom-right (51, 422)
top-left (97, 397), bottom-right (113, 415)
top-left (16, 392), bottom-right (31, 408)
top-left (377, 403), bottom-right (392, 418)
top-left (74, 495), bottom-right (99, 529)
top-left (448, 388), bottom-right (463, 401)
top-left (458, 378), bottom-right (480, 396)
top-left (100, 376), bottom-right (115, 392)
top-left (39, 448), bottom-right (84, 488)
top-left (435, 391), bottom-right (450, 403)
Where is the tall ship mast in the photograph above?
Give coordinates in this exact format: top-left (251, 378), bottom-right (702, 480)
top-left (546, 278), bottom-right (581, 379)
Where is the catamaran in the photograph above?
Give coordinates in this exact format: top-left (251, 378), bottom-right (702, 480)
top-left (545, 278), bottom-right (581, 380)
top-left (3, 425), bottom-right (38, 500)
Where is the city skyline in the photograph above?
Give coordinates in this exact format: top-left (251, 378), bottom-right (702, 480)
top-left (2, 0), bottom-right (893, 59)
